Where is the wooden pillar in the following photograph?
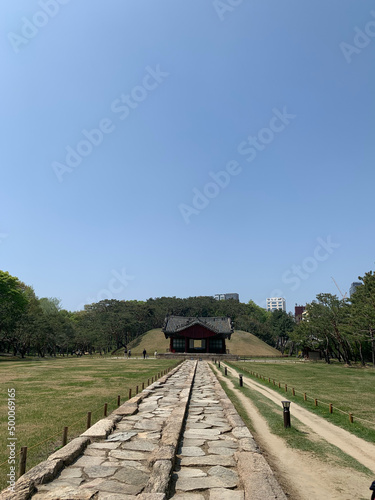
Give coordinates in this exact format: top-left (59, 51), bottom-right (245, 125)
top-left (185, 337), bottom-right (189, 353)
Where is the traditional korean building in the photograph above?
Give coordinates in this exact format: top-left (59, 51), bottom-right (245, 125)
top-left (162, 316), bottom-right (234, 354)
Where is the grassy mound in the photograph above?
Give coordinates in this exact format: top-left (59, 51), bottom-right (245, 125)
top-left (126, 328), bottom-right (281, 357)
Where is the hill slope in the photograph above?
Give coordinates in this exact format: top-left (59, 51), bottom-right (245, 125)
top-left (128, 328), bottom-right (281, 357)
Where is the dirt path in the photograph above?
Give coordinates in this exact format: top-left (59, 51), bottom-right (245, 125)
top-left (214, 363), bottom-right (374, 500)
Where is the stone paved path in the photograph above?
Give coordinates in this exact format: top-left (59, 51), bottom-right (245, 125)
top-left (3, 361), bottom-right (286, 500)
top-left (170, 362), bottom-right (285, 500)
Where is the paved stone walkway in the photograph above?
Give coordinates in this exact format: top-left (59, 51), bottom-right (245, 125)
top-left (2, 361), bottom-right (286, 500)
top-left (170, 362), bottom-right (285, 499)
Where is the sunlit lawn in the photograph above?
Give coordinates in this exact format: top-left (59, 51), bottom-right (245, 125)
top-left (0, 356), bottom-right (179, 489)
top-left (229, 359), bottom-right (375, 437)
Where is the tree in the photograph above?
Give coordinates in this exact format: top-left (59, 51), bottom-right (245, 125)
top-left (350, 271), bottom-right (375, 366)
top-left (269, 310), bottom-right (295, 354)
top-left (0, 271), bottom-right (28, 353)
top-left (294, 294), bottom-right (352, 364)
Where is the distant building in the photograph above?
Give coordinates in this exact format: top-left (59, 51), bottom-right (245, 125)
top-left (214, 293), bottom-right (239, 301)
top-left (266, 297), bottom-right (286, 312)
top-left (295, 304), bottom-right (305, 324)
top-left (349, 282), bottom-right (361, 297)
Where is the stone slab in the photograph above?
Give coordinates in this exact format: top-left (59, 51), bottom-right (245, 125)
top-left (180, 455), bottom-right (236, 467)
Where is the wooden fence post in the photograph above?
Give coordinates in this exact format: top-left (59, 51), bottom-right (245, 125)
top-left (86, 412), bottom-right (92, 429)
top-left (104, 403), bottom-right (108, 417)
top-left (19, 447), bottom-right (27, 477)
top-left (329, 403), bottom-right (333, 414)
top-left (349, 413), bottom-right (354, 423)
top-left (62, 426), bottom-right (68, 447)
top-left (117, 395), bottom-right (121, 407)
top-left (128, 388), bottom-right (132, 400)
top-left (304, 393), bottom-right (307, 401)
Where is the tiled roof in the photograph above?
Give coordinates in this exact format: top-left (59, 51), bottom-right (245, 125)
top-left (162, 316), bottom-right (233, 335)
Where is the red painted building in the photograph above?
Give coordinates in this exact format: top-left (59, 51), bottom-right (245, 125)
top-left (162, 316), bottom-right (234, 354)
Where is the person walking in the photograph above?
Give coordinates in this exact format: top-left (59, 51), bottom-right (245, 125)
top-left (143, 349), bottom-right (147, 359)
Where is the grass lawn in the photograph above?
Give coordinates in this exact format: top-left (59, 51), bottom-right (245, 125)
top-left (211, 365), bottom-right (373, 478)
top-left (0, 356), bottom-right (179, 490)
top-left (228, 359), bottom-right (375, 439)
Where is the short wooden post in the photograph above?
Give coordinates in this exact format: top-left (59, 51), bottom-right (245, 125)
top-left (19, 447), bottom-right (27, 477)
top-left (285, 384), bottom-right (287, 392)
top-left (86, 411), bottom-right (92, 429)
top-left (152, 376), bottom-right (154, 383)
top-left (278, 382), bottom-right (281, 388)
top-left (142, 382), bottom-right (145, 390)
top-left (104, 403), bottom-right (108, 416)
top-left (273, 379), bottom-right (275, 385)
top-left (239, 374), bottom-right (243, 387)
top-left (148, 378), bottom-right (150, 386)
top-left (292, 388), bottom-right (295, 396)
top-left (128, 388), bottom-right (132, 400)
top-left (268, 377), bottom-right (270, 383)
top-left (136, 385), bottom-right (139, 395)
top-left (224, 367), bottom-right (227, 376)
top-left (314, 399), bottom-right (318, 407)
top-left (62, 426), bottom-right (68, 447)
top-left (304, 392), bottom-right (307, 401)
top-left (117, 395), bottom-right (121, 407)
top-left (349, 413), bottom-right (354, 423)
top-left (329, 403), bottom-right (333, 414)
top-left (218, 361), bottom-right (221, 368)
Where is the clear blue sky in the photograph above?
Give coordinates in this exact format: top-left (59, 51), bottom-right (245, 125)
top-left (1, 0), bottom-right (374, 312)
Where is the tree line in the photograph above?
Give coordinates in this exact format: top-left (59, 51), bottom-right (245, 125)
top-left (0, 270), bottom-right (279, 357)
top-left (291, 270), bottom-right (375, 365)
top-left (1, 268), bottom-right (374, 364)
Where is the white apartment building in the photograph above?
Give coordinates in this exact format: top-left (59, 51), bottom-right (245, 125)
top-left (266, 297), bottom-right (286, 312)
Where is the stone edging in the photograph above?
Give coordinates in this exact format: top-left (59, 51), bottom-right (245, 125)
top-left (0, 362), bottom-right (186, 500)
top-left (210, 363), bottom-right (287, 499)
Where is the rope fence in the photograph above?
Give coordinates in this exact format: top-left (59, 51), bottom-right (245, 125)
top-left (216, 361), bottom-right (374, 428)
top-left (0, 366), bottom-right (174, 489)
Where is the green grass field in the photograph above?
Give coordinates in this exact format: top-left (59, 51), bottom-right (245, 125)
top-left (228, 360), bottom-right (375, 438)
top-left (0, 356), bottom-right (179, 490)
